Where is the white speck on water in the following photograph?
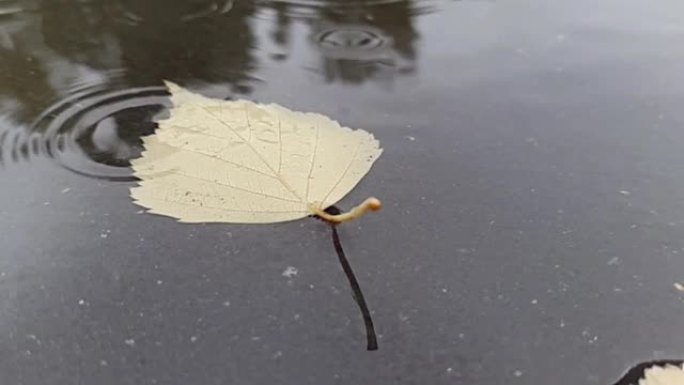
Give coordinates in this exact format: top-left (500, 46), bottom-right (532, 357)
top-left (156, 280), bottom-right (163, 285)
top-left (282, 266), bottom-right (298, 278)
top-left (458, 333), bottom-right (465, 339)
top-left (251, 336), bottom-right (261, 342)
top-left (222, 301), bottom-right (231, 307)
top-left (405, 135), bottom-right (416, 141)
top-left (78, 299), bottom-right (85, 305)
top-left (294, 313), bottom-right (301, 321)
top-left (514, 370), bottom-right (523, 377)
top-left (446, 367), bottom-right (454, 374)
top-left (190, 336), bottom-right (198, 343)
top-left (309, 284), bottom-right (315, 289)
top-left (531, 299), bottom-right (538, 305)
top-left (272, 350), bottom-right (283, 359)
top-left (619, 190), bottom-right (631, 196)
top-left (607, 257), bottom-right (620, 266)
top-left (43, 201), bottom-right (50, 206)
top-left (124, 339), bottom-right (135, 346)
top-left (100, 360), bottom-right (108, 366)
top-left (441, 288), bottom-right (448, 293)
top-left (560, 320), bottom-right (566, 328)
top-left (399, 313), bottom-right (409, 322)
top-left (674, 283), bottom-right (684, 292)
top-left (61, 188), bottom-right (71, 194)
top-left (136, 210), bottom-right (144, 214)
top-left (613, 287), bottom-right (623, 293)
top-left (0, 271), bottom-right (5, 277)
top-left (100, 233), bottom-right (108, 239)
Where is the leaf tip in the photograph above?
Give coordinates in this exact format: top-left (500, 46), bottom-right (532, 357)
top-left (162, 80), bottom-right (182, 92)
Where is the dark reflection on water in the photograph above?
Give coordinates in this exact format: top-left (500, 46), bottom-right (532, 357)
top-left (261, 0), bottom-right (423, 83)
top-left (0, 0), bottom-right (421, 179)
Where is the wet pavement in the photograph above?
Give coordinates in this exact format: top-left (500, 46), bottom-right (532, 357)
top-left (1, 0), bottom-right (684, 384)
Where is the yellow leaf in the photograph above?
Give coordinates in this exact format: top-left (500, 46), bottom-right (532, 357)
top-left (130, 81), bottom-right (383, 224)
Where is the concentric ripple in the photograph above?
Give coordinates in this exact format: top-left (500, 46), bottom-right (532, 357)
top-left (1, 82), bottom-right (171, 181)
top-left (313, 25), bottom-right (392, 60)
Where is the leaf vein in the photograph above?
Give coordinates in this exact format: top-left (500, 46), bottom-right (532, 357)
top-left (305, 123), bottom-right (320, 203)
top-left (143, 171), bottom-right (301, 202)
top-left (137, 197), bottom-right (305, 214)
top-left (200, 107), bottom-right (304, 202)
top-left (320, 142), bottom-right (362, 206)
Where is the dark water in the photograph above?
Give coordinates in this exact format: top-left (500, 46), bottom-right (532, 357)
top-left (2, 0), bottom-right (684, 384)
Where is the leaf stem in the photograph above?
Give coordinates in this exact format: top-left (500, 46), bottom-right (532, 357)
top-left (309, 197), bottom-right (382, 224)
top-left (330, 223), bottom-right (378, 351)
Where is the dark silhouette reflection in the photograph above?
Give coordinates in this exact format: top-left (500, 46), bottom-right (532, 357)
top-left (40, 0), bottom-right (257, 91)
top-left (108, 0), bottom-right (256, 91)
top-left (264, 0), bottom-right (422, 85)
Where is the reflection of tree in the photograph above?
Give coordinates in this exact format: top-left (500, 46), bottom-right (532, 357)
top-left (265, 0), bottom-right (421, 85)
top-left (41, 0), bottom-right (257, 92)
top-left (110, 0), bottom-right (257, 93)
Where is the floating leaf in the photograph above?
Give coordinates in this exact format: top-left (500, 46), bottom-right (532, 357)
top-left (130, 81), bottom-right (383, 351)
top-left (130, 81), bottom-right (382, 224)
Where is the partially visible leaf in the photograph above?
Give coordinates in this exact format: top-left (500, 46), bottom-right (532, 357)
top-left (131, 81), bottom-right (382, 223)
top-left (639, 363), bottom-right (684, 385)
